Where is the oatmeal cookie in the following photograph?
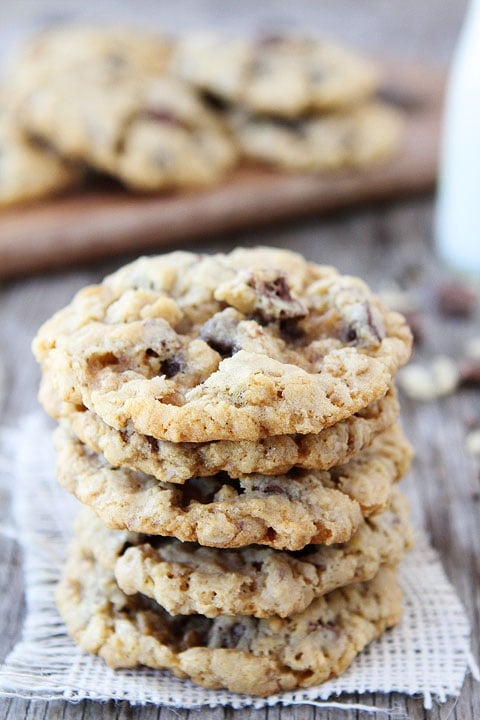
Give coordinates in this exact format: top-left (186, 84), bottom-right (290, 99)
top-left (41, 379), bottom-right (399, 481)
top-left (54, 424), bottom-right (412, 550)
top-left (228, 102), bottom-right (403, 172)
top-left (75, 486), bottom-right (412, 618)
top-left (13, 26), bottom-right (172, 81)
top-left (14, 37), bottom-right (236, 190)
top-left (172, 34), bottom-right (379, 117)
top-left (56, 542), bottom-right (403, 696)
top-left (33, 248), bottom-right (412, 442)
top-left (0, 90), bottom-right (82, 207)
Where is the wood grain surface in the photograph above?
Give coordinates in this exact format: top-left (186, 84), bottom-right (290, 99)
top-left (0, 61), bottom-right (444, 279)
top-left (0, 1), bottom-right (478, 719)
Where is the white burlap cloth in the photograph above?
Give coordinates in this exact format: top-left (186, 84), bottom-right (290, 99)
top-left (0, 414), bottom-right (478, 712)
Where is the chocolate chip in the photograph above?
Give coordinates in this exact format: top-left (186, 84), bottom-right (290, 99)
top-left (262, 484), bottom-right (287, 495)
top-left (437, 283), bottom-right (477, 318)
top-left (292, 544), bottom-right (317, 559)
top-left (202, 336), bottom-right (239, 357)
top-left (183, 628), bottom-right (207, 648)
top-left (160, 356), bottom-right (184, 378)
top-left (279, 317), bottom-right (307, 345)
top-left (201, 90), bottom-right (229, 113)
top-left (308, 620), bottom-right (339, 636)
top-left (268, 116), bottom-right (305, 136)
top-left (459, 359), bottom-right (480, 385)
top-left (144, 108), bottom-right (188, 130)
top-left (262, 275), bottom-right (292, 302)
top-left (247, 270), bottom-right (307, 323)
top-left (251, 480), bottom-right (289, 497)
top-left (221, 622), bottom-right (246, 649)
top-left (144, 435), bottom-right (159, 452)
top-left (199, 309), bottom-right (241, 357)
top-left (342, 301), bottom-right (385, 348)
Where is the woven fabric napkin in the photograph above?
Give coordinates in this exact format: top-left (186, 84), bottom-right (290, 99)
top-left (0, 413), bottom-right (478, 712)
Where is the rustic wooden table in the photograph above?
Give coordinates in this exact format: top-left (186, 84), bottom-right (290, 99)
top-left (1, 1), bottom-right (479, 718)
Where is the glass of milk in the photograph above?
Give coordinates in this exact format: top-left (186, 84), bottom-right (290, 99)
top-left (435, 0), bottom-right (480, 275)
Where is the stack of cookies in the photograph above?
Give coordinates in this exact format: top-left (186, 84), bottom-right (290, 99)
top-left (3, 27), bottom-right (402, 207)
top-left (33, 247), bottom-right (414, 696)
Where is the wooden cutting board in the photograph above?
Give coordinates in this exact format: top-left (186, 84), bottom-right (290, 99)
top-left (0, 60), bottom-right (445, 279)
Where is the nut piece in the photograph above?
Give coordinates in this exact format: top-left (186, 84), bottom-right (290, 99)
top-left (465, 429), bottom-right (480, 456)
top-left (465, 337), bottom-right (480, 361)
top-left (397, 356), bottom-right (460, 401)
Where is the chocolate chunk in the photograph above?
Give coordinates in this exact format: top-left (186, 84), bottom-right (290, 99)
top-left (220, 622), bottom-right (246, 649)
top-left (247, 270), bottom-right (307, 323)
top-left (144, 435), bottom-right (159, 452)
top-left (262, 484), bottom-right (287, 495)
top-left (280, 317), bottom-right (307, 345)
top-left (144, 108), bottom-right (188, 130)
top-left (437, 283), bottom-right (477, 318)
top-left (268, 116), bottom-right (306, 136)
top-left (342, 301), bottom-right (385, 348)
top-left (459, 359), bottom-right (480, 385)
top-left (201, 90), bottom-right (229, 113)
top-left (160, 355), bottom-right (185, 378)
top-left (199, 308), bottom-right (242, 357)
top-left (251, 480), bottom-right (289, 496)
top-left (308, 620), bottom-right (340, 636)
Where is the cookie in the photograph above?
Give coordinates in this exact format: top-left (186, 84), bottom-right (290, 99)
top-left (65, 382), bottom-right (399, 481)
top-left (75, 486), bottom-right (412, 618)
top-left (228, 102), bottom-right (403, 172)
top-left (13, 26), bottom-right (172, 81)
top-left (40, 345), bottom-right (399, 479)
top-left (13, 35), bottom-right (236, 190)
top-left (172, 34), bottom-right (380, 117)
top-left (54, 423), bottom-right (411, 550)
top-left (33, 248), bottom-right (412, 442)
top-left (0, 90), bottom-right (82, 207)
top-left (56, 541), bottom-right (403, 696)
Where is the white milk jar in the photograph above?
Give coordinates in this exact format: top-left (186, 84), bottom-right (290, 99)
top-left (435, 0), bottom-right (480, 274)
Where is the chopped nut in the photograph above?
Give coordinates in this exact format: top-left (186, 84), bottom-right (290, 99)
top-left (397, 356), bottom-right (460, 401)
top-left (465, 429), bottom-right (480, 456)
top-left (465, 337), bottom-right (480, 361)
top-left (437, 283), bottom-right (477, 318)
